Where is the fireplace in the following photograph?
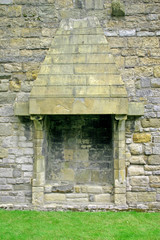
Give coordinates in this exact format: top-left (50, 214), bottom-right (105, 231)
top-left (43, 115), bottom-right (114, 203)
top-left (14, 17), bottom-right (144, 208)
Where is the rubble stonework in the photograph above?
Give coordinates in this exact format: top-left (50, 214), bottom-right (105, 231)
top-left (0, 0), bottom-right (160, 211)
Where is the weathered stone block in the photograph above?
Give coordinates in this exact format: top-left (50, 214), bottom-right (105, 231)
top-left (127, 192), bottom-right (156, 203)
top-left (0, 148), bottom-right (8, 159)
top-left (22, 164), bottom-right (33, 172)
top-left (153, 147), bottom-right (160, 155)
top-left (149, 176), bottom-right (160, 184)
top-left (145, 165), bottom-right (160, 171)
top-left (141, 119), bottom-right (160, 128)
top-left (129, 156), bottom-right (145, 165)
top-left (32, 191), bottom-right (44, 206)
top-left (137, 192), bottom-right (156, 202)
top-left (86, 186), bottom-right (102, 194)
top-left (94, 194), bottom-right (111, 202)
top-left (74, 186), bottom-right (81, 193)
top-left (151, 78), bottom-right (160, 88)
top-left (128, 166), bottom-right (144, 176)
top-left (66, 193), bottom-right (88, 199)
top-left (0, 0), bottom-right (13, 4)
top-left (133, 133), bottom-right (151, 143)
top-left (102, 186), bottom-right (113, 193)
top-left (114, 193), bottom-right (126, 205)
top-left (0, 168), bottom-right (12, 178)
top-left (45, 193), bottom-right (66, 202)
top-left (0, 185), bottom-right (12, 191)
top-left (129, 144), bottom-right (143, 155)
top-left (148, 155), bottom-right (160, 165)
top-left (52, 184), bottom-right (74, 193)
top-left (153, 66), bottom-right (160, 78)
top-left (0, 123), bottom-right (12, 136)
top-left (130, 176), bottom-right (149, 186)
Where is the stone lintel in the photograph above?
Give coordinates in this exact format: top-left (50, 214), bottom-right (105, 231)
top-left (29, 98), bottom-right (128, 115)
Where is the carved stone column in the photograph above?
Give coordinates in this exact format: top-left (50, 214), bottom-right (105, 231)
top-left (31, 116), bottom-right (45, 207)
top-left (113, 115), bottom-right (127, 205)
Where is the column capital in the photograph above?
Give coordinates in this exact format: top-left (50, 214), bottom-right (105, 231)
top-left (115, 115), bottom-right (127, 121)
top-left (30, 115), bottom-right (43, 121)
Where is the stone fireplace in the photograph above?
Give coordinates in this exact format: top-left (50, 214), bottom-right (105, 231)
top-left (14, 17), bottom-right (143, 208)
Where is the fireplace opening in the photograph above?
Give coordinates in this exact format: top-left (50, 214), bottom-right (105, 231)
top-left (44, 115), bottom-right (113, 197)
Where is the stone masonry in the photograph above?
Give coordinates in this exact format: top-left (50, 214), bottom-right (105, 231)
top-left (0, 0), bottom-right (160, 211)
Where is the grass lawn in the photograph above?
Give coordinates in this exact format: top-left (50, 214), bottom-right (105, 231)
top-left (0, 210), bottom-right (159, 240)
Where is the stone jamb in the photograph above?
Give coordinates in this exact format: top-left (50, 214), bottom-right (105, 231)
top-left (31, 116), bottom-right (45, 207)
top-left (113, 115), bottom-right (127, 205)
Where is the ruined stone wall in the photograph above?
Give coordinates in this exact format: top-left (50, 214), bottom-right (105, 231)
top-left (0, 0), bottom-right (160, 209)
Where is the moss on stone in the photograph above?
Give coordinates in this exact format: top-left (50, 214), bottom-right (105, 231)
top-left (111, 1), bottom-right (125, 17)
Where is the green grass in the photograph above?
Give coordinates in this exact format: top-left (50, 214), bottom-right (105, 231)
top-left (0, 210), bottom-right (159, 240)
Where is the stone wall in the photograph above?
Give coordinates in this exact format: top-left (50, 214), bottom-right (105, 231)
top-left (0, 0), bottom-right (160, 210)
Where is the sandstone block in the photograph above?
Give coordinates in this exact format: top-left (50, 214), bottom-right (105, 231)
top-left (9, 80), bottom-right (21, 92)
top-left (0, 148), bottom-right (8, 159)
top-left (129, 144), bottom-right (143, 155)
top-left (45, 193), bottom-right (66, 202)
top-left (74, 186), bottom-right (81, 193)
top-left (149, 176), bottom-right (160, 184)
top-left (129, 156), bottom-right (145, 165)
top-left (128, 166), bottom-right (144, 176)
top-left (114, 187), bottom-right (126, 194)
top-left (145, 165), bottom-right (160, 171)
top-left (32, 191), bottom-right (44, 206)
top-left (94, 194), bottom-right (111, 202)
top-left (130, 176), bottom-right (149, 186)
top-left (114, 194), bottom-right (126, 205)
top-left (141, 119), bottom-right (160, 128)
top-left (127, 192), bottom-right (156, 203)
top-left (137, 192), bottom-right (156, 202)
top-left (66, 193), bottom-right (88, 199)
top-left (102, 186), bottom-right (113, 193)
top-left (148, 155), bottom-right (160, 165)
top-left (133, 133), bottom-right (151, 143)
top-left (153, 66), bottom-right (160, 78)
top-left (87, 186), bottom-right (102, 194)
top-left (66, 198), bottom-right (88, 202)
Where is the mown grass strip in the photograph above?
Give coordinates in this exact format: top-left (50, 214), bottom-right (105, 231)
top-left (0, 210), bottom-right (159, 240)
